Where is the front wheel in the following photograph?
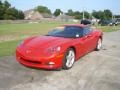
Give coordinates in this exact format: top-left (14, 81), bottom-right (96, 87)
top-left (62, 48), bottom-right (75, 70)
top-left (96, 38), bottom-right (102, 51)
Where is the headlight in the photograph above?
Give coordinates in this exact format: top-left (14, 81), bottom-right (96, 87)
top-left (47, 46), bottom-right (61, 53)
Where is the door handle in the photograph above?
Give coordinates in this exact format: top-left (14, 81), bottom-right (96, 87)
top-left (82, 34), bottom-right (92, 40)
top-left (88, 35), bottom-right (92, 37)
top-left (85, 35), bottom-right (92, 38)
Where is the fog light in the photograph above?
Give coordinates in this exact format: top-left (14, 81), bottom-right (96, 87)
top-left (47, 62), bottom-right (55, 65)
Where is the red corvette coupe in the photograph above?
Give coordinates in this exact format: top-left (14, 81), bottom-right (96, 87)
top-left (16, 24), bottom-right (103, 70)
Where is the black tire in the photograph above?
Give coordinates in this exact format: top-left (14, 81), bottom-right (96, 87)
top-left (62, 48), bottom-right (75, 70)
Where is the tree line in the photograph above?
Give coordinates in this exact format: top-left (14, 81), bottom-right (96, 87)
top-left (35, 6), bottom-right (114, 20)
top-left (0, 0), bottom-right (117, 20)
top-left (66, 9), bottom-right (113, 20)
top-left (0, 0), bottom-right (24, 20)
top-left (36, 6), bottom-right (113, 20)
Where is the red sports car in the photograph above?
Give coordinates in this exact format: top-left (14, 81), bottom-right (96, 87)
top-left (16, 24), bottom-right (103, 70)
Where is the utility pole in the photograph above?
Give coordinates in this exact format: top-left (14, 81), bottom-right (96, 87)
top-left (83, 10), bottom-right (85, 20)
top-left (82, 7), bottom-right (85, 20)
top-left (112, 14), bottom-right (114, 20)
top-left (112, 14), bottom-right (116, 20)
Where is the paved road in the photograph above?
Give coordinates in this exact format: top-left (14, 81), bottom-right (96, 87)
top-left (0, 30), bottom-right (120, 90)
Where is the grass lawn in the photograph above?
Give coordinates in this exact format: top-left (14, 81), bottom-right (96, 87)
top-left (96, 25), bottom-right (120, 32)
top-left (0, 22), bottom-right (77, 36)
top-left (0, 40), bottom-right (21, 57)
top-left (0, 22), bottom-right (120, 57)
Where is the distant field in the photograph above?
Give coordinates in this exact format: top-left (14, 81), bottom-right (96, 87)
top-left (0, 22), bottom-right (119, 37)
top-left (0, 22), bottom-right (77, 41)
top-left (0, 21), bottom-right (120, 57)
top-left (96, 25), bottom-right (120, 32)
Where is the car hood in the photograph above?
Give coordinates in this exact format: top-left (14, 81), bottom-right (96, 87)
top-left (24, 36), bottom-right (71, 49)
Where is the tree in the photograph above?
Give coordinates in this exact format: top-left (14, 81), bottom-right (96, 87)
top-left (84, 11), bottom-right (90, 19)
top-left (92, 10), bottom-right (99, 19)
top-left (3, 0), bottom-right (11, 9)
top-left (53, 9), bottom-right (63, 17)
top-left (115, 15), bottom-right (120, 18)
top-left (36, 6), bottom-right (51, 14)
top-left (0, 0), bottom-right (11, 19)
top-left (104, 9), bottom-right (112, 19)
top-left (18, 10), bottom-right (24, 19)
top-left (0, 0), bottom-right (4, 19)
top-left (4, 8), bottom-right (16, 20)
top-left (0, 0), bottom-right (2, 5)
top-left (4, 7), bottom-right (24, 20)
top-left (66, 9), bottom-right (74, 16)
top-left (66, 10), bottom-right (90, 19)
top-left (92, 10), bottom-right (113, 20)
top-left (92, 10), bottom-right (104, 19)
top-left (73, 11), bottom-right (81, 19)
top-left (0, 0), bottom-right (24, 20)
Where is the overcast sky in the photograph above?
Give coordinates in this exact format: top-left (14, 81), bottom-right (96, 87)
top-left (9, 0), bottom-right (120, 14)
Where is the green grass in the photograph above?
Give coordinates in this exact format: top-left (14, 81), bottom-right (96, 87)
top-left (0, 22), bottom-right (120, 37)
top-left (0, 40), bottom-right (21, 57)
top-left (94, 25), bottom-right (120, 32)
top-left (0, 22), bottom-right (120, 57)
top-left (0, 22), bottom-right (77, 36)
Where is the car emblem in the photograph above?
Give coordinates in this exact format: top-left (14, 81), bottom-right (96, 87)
top-left (26, 50), bottom-right (31, 53)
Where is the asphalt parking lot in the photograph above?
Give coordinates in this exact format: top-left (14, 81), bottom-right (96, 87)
top-left (0, 30), bottom-right (120, 90)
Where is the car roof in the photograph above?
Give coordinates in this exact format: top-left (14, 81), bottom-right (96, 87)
top-left (63, 24), bottom-right (87, 28)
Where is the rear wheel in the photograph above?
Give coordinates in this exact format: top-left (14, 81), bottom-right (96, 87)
top-left (62, 48), bottom-right (75, 70)
top-left (96, 38), bottom-right (102, 51)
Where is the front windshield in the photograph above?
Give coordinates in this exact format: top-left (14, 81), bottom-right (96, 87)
top-left (47, 26), bottom-right (83, 38)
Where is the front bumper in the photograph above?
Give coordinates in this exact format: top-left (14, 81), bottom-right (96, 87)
top-left (16, 49), bottom-right (64, 69)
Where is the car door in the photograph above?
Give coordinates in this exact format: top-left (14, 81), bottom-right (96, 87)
top-left (81, 27), bottom-right (96, 53)
top-left (71, 27), bottom-right (86, 59)
top-left (74, 37), bottom-right (85, 59)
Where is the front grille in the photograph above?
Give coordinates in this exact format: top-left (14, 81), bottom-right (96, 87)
top-left (20, 57), bottom-right (41, 64)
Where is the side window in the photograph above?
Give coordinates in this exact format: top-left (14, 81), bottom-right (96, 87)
top-left (75, 27), bottom-right (84, 37)
top-left (65, 26), bottom-right (83, 37)
top-left (83, 27), bottom-right (91, 36)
